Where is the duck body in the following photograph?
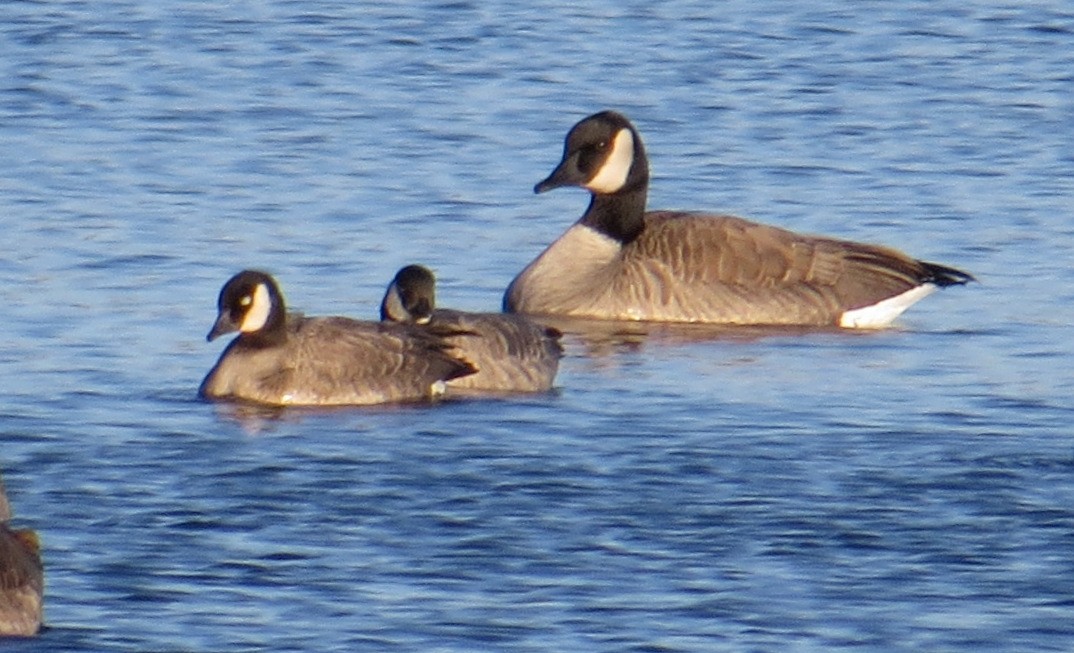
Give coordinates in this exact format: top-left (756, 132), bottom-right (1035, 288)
top-left (504, 110), bottom-right (973, 328)
top-left (200, 270), bottom-right (475, 407)
top-left (0, 477), bottom-right (43, 638)
top-left (423, 309), bottom-right (562, 393)
top-left (382, 265), bottom-right (562, 393)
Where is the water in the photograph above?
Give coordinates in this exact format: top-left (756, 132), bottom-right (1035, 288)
top-left (1, 0), bottom-right (1073, 650)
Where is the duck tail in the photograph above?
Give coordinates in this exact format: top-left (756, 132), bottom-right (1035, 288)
top-left (920, 261), bottom-right (976, 287)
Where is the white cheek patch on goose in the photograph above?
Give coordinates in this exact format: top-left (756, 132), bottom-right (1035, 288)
top-left (585, 128), bottom-right (634, 194)
top-left (239, 283), bottom-right (273, 332)
top-left (381, 286), bottom-right (407, 322)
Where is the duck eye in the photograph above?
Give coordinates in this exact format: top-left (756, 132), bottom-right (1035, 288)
top-left (240, 295), bottom-right (252, 307)
top-left (576, 143), bottom-right (604, 174)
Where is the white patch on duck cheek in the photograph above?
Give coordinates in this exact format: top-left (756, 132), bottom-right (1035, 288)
top-left (239, 283), bottom-right (273, 333)
top-left (585, 128), bottom-right (634, 194)
top-left (381, 286), bottom-right (408, 322)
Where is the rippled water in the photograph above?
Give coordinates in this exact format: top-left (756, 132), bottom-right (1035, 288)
top-left (2, 1), bottom-right (1074, 651)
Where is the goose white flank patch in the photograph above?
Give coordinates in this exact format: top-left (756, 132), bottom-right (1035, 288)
top-left (504, 110), bottom-right (974, 327)
top-left (381, 264), bottom-right (563, 393)
top-left (200, 270), bottom-right (475, 406)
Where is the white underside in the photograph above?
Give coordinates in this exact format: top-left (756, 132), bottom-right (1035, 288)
top-left (839, 284), bottom-right (938, 329)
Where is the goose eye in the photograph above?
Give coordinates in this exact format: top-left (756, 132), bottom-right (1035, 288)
top-left (576, 142), bottom-right (605, 175)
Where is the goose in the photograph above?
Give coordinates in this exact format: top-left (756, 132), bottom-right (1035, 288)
top-left (381, 265), bottom-right (562, 393)
top-left (0, 474), bottom-right (43, 637)
top-left (504, 110), bottom-right (973, 328)
top-left (200, 270), bottom-right (475, 406)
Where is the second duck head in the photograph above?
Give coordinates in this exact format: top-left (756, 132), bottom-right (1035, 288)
top-left (380, 264), bottom-right (437, 324)
top-left (207, 270), bottom-right (287, 344)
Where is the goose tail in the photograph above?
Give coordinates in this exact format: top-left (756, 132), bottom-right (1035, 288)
top-left (921, 261), bottom-right (975, 287)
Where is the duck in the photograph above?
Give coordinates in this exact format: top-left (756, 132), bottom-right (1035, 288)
top-left (381, 265), bottom-right (562, 393)
top-left (0, 474), bottom-right (43, 637)
top-left (503, 110), bottom-right (974, 328)
top-left (200, 270), bottom-right (476, 406)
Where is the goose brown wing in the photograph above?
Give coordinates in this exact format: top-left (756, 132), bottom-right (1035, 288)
top-left (0, 525), bottom-right (43, 636)
top-left (434, 310), bottom-right (563, 360)
top-left (630, 212), bottom-right (951, 321)
top-left (293, 318), bottom-right (474, 389)
top-left (428, 310), bottom-right (562, 392)
top-left (0, 528), bottom-right (41, 593)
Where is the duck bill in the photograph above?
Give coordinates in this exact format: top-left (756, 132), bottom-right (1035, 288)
top-left (534, 158), bottom-right (581, 194)
top-left (206, 312), bottom-right (238, 342)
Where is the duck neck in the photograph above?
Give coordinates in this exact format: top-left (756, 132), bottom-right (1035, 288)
top-left (581, 182), bottom-right (648, 245)
top-left (239, 306), bottom-right (289, 349)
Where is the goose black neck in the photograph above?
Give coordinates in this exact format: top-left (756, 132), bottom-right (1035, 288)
top-left (239, 305), bottom-right (289, 349)
top-left (581, 183), bottom-right (648, 244)
top-left (242, 326), bottom-right (287, 348)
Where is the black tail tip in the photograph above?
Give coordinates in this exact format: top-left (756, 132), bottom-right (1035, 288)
top-left (448, 358), bottom-right (479, 382)
top-left (922, 261), bottom-right (976, 287)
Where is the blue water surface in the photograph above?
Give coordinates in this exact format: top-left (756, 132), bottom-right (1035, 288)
top-left (2, 1), bottom-right (1073, 651)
